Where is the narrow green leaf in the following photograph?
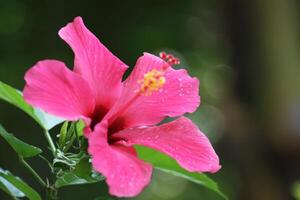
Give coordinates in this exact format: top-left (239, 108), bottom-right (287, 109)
top-left (58, 121), bottom-right (69, 149)
top-left (0, 175), bottom-right (25, 198)
top-left (135, 145), bottom-right (227, 199)
top-left (0, 124), bottom-right (42, 158)
top-left (0, 168), bottom-right (41, 200)
top-left (63, 122), bottom-right (77, 152)
top-left (58, 120), bottom-right (85, 152)
top-left (0, 81), bottom-right (64, 130)
top-left (75, 120), bottom-right (85, 137)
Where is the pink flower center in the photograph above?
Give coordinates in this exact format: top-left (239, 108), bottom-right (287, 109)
top-left (90, 105), bottom-right (109, 130)
top-left (107, 68), bottom-right (168, 139)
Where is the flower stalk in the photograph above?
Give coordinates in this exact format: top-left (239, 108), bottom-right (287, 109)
top-left (43, 129), bottom-right (56, 155)
top-left (45, 185), bottom-right (58, 200)
top-left (19, 156), bottom-right (46, 187)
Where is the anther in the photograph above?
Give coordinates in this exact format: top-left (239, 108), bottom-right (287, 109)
top-left (159, 52), bottom-right (180, 65)
top-left (137, 69), bottom-right (166, 96)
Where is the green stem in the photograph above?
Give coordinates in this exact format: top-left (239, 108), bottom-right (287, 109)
top-left (45, 185), bottom-right (58, 200)
top-left (19, 157), bottom-right (46, 187)
top-left (38, 155), bottom-right (53, 170)
top-left (43, 129), bottom-right (56, 155)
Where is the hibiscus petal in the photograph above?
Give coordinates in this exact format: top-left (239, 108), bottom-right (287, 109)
top-left (106, 53), bottom-right (200, 128)
top-left (88, 121), bottom-right (152, 197)
top-left (24, 60), bottom-right (95, 120)
top-left (113, 117), bottom-right (221, 173)
top-left (58, 16), bottom-right (128, 108)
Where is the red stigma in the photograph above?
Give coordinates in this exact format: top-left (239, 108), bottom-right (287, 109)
top-left (159, 52), bottom-right (180, 65)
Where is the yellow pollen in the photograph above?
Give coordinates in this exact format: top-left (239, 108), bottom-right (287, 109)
top-left (138, 69), bottom-right (166, 95)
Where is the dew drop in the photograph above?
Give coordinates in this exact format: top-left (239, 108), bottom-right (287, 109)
top-left (146, 136), bottom-right (152, 140)
top-left (154, 135), bottom-right (160, 140)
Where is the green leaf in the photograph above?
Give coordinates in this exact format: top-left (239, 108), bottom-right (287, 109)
top-left (0, 81), bottom-right (64, 130)
top-left (135, 145), bottom-right (227, 200)
top-left (55, 172), bottom-right (90, 188)
top-left (0, 81), bottom-right (39, 122)
top-left (58, 120), bottom-right (86, 152)
top-left (0, 175), bottom-right (25, 198)
top-left (292, 181), bottom-right (300, 200)
top-left (0, 168), bottom-right (42, 200)
top-left (62, 122), bottom-right (77, 152)
top-left (55, 157), bottom-right (104, 188)
top-left (33, 108), bottom-right (64, 130)
top-left (74, 157), bottom-right (93, 179)
top-left (55, 171), bottom-right (104, 188)
top-left (0, 124), bottom-right (42, 158)
top-left (74, 157), bottom-right (103, 182)
top-left (75, 120), bottom-right (85, 137)
top-left (58, 121), bottom-right (69, 149)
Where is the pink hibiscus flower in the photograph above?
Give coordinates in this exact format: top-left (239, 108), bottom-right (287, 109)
top-left (23, 17), bottom-right (221, 197)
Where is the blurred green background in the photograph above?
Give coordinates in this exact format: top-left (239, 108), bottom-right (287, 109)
top-left (0, 0), bottom-right (300, 199)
